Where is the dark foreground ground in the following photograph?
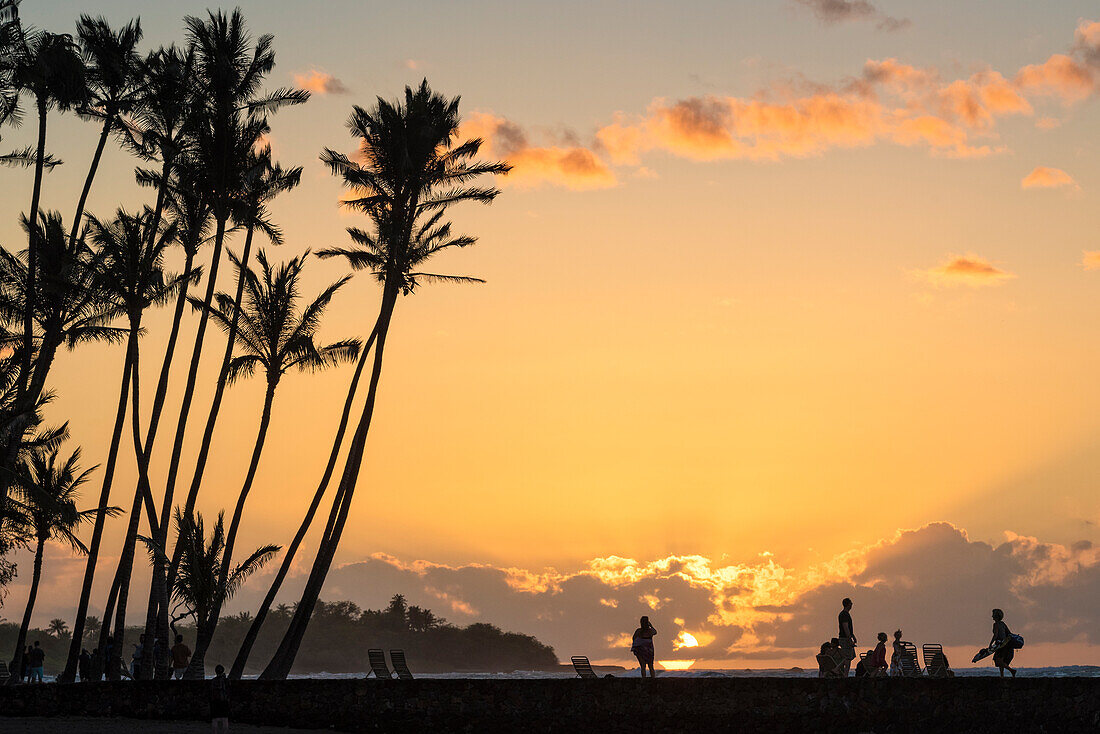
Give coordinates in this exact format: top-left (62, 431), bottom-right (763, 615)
top-left (2, 677), bottom-right (1099, 733)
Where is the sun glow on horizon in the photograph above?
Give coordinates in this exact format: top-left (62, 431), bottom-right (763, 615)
top-left (659, 660), bottom-right (696, 671)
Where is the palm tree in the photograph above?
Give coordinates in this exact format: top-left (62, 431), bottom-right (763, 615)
top-left (8, 446), bottom-right (111, 681)
top-left (47, 618), bottom-right (68, 638)
top-left (185, 250), bottom-right (357, 670)
top-left (12, 29), bottom-right (87, 398)
top-left (131, 163), bottom-right (213, 679)
top-left (151, 10), bottom-right (306, 665)
top-left (161, 149), bottom-right (300, 650)
top-left (149, 509), bottom-right (277, 679)
top-left (0, 212), bottom-right (119, 525)
top-left (260, 81), bottom-right (509, 679)
top-left (70, 17), bottom-right (144, 247)
top-left (83, 208), bottom-right (187, 658)
top-left (82, 615), bottom-right (100, 640)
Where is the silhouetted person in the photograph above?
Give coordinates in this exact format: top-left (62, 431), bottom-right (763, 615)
top-left (132, 634), bottom-right (146, 678)
top-left (27, 641), bottom-right (45, 682)
top-left (870, 632), bottom-right (888, 675)
top-left (210, 664), bottom-right (230, 733)
top-left (837, 597), bottom-right (856, 675)
top-left (631, 616), bottom-right (657, 678)
top-left (78, 648), bottom-right (91, 682)
top-left (989, 608), bottom-right (1017, 678)
top-left (172, 634), bottom-right (192, 680)
top-left (817, 641), bottom-right (844, 678)
top-left (20, 646), bottom-right (31, 682)
top-left (890, 630), bottom-right (904, 676)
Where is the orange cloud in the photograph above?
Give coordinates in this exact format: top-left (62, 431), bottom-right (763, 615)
top-left (1021, 166), bottom-right (1078, 190)
top-left (1082, 251), bottom-right (1100, 270)
top-left (1015, 55), bottom-right (1094, 103)
top-left (293, 69), bottom-right (349, 95)
top-left (461, 112), bottom-right (615, 190)
top-left (919, 254), bottom-right (1016, 287)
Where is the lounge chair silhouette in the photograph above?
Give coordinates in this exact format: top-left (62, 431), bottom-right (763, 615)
top-left (389, 649), bottom-right (414, 680)
top-left (922, 644), bottom-right (953, 678)
top-left (368, 648), bottom-right (393, 679)
top-left (571, 655), bottom-right (598, 678)
top-left (816, 652), bottom-right (844, 678)
top-left (0, 661), bottom-right (8, 684)
top-left (898, 641), bottom-right (922, 677)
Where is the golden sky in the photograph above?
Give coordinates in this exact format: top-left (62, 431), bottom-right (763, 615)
top-left (3, 0), bottom-right (1100, 669)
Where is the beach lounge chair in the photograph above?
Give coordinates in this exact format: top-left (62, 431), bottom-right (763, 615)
top-left (898, 641), bottom-right (922, 677)
top-left (571, 655), bottom-right (598, 678)
top-left (923, 644), bottom-right (954, 678)
top-left (389, 649), bottom-right (413, 680)
top-left (0, 661), bottom-right (8, 684)
top-left (816, 653), bottom-right (844, 678)
top-left (368, 648), bottom-right (393, 679)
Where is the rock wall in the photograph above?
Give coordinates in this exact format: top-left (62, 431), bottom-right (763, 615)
top-left (1, 677), bottom-right (1098, 733)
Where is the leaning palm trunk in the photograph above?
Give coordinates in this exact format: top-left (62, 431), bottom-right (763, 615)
top-left (17, 100), bottom-right (48, 405)
top-left (261, 285), bottom-right (398, 679)
top-left (149, 216), bottom-right (226, 661)
top-left (61, 328), bottom-right (138, 681)
top-left (165, 218), bottom-right (257, 599)
top-left (188, 378), bottom-right (276, 670)
top-left (136, 247), bottom-right (196, 679)
top-left (229, 322), bottom-right (378, 679)
top-left (9, 537), bottom-right (45, 684)
top-left (105, 341), bottom-right (162, 663)
top-left (67, 116), bottom-right (113, 250)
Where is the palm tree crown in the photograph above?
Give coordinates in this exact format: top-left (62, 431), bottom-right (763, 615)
top-left (13, 446), bottom-right (100, 553)
top-left (194, 250), bottom-right (359, 387)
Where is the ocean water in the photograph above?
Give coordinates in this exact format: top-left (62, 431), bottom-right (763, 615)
top-left (283, 665), bottom-right (1100, 680)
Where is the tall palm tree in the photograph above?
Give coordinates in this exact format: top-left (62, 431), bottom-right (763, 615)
top-left (150, 10), bottom-right (306, 666)
top-left (8, 446), bottom-right (112, 681)
top-left (185, 250), bottom-right (357, 670)
top-left (83, 208), bottom-right (187, 658)
top-left (260, 81), bottom-right (509, 679)
top-left (146, 509), bottom-right (277, 679)
top-left (0, 212), bottom-right (119, 527)
top-left (132, 164), bottom-right (213, 679)
top-left (70, 16), bottom-right (144, 248)
top-left (12, 29), bottom-right (87, 398)
top-left (161, 149), bottom-right (300, 647)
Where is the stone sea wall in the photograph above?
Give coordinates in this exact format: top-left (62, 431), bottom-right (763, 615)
top-left (1, 677), bottom-right (1099, 733)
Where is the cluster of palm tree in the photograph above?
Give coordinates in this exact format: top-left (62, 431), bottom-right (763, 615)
top-left (0, 6), bottom-right (509, 682)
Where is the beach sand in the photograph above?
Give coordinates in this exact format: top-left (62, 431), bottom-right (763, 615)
top-left (6, 717), bottom-right (336, 733)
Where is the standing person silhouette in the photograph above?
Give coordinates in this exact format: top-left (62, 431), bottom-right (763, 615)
top-left (631, 616), bottom-right (658, 678)
top-left (838, 598), bottom-right (856, 676)
top-left (989, 608), bottom-right (1017, 678)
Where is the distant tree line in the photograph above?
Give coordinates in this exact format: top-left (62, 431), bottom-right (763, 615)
top-left (1, 595), bottom-right (558, 675)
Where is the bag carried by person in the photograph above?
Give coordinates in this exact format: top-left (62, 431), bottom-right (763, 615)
top-left (1009, 633), bottom-right (1024, 649)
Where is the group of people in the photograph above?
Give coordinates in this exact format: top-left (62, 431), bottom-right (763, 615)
top-left (11, 633), bottom-right (193, 683)
top-left (819, 598), bottom-right (1022, 679)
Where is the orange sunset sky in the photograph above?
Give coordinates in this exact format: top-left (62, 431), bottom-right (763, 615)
top-left (3, 0), bottom-right (1100, 670)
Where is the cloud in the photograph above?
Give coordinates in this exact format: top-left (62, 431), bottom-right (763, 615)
top-left (793, 0), bottom-right (910, 31)
top-left (293, 69), bottom-right (349, 95)
top-left (460, 112), bottom-right (616, 190)
top-left (10, 522), bottom-right (1100, 667)
top-left (1021, 166), bottom-right (1079, 190)
top-left (917, 254), bottom-right (1016, 287)
top-left (1015, 55), bottom-right (1094, 103)
top-left (1035, 117), bottom-right (1062, 130)
top-left (1082, 251), bottom-right (1100, 270)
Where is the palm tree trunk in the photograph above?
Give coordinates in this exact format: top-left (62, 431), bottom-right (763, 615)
top-left (59, 327), bottom-right (137, 681)
top-left (136, 247), bottom-right (194, 680)
top-left (165, 218), bottom-right (257, 597)
top-left (260, 285), bottom-right (399, 680)
top-left (10, 537), bottom-right (45, 684)
top-left (105, 336), bottom-right (161, 670)
top-left (68, 117), bottom-right (112, 250)
top-left (95, 558), bottom-right (124, 680)
top-left (183, 624), bottom-right (213, 680)
top-left (228, 322), bottom-right (379, 679)
top-left (151, 216), bottom-right (226, 660)
top-left (18, 99), bottom-right (48, 405)
top-left (188, 378), bottom-right (277, 670)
